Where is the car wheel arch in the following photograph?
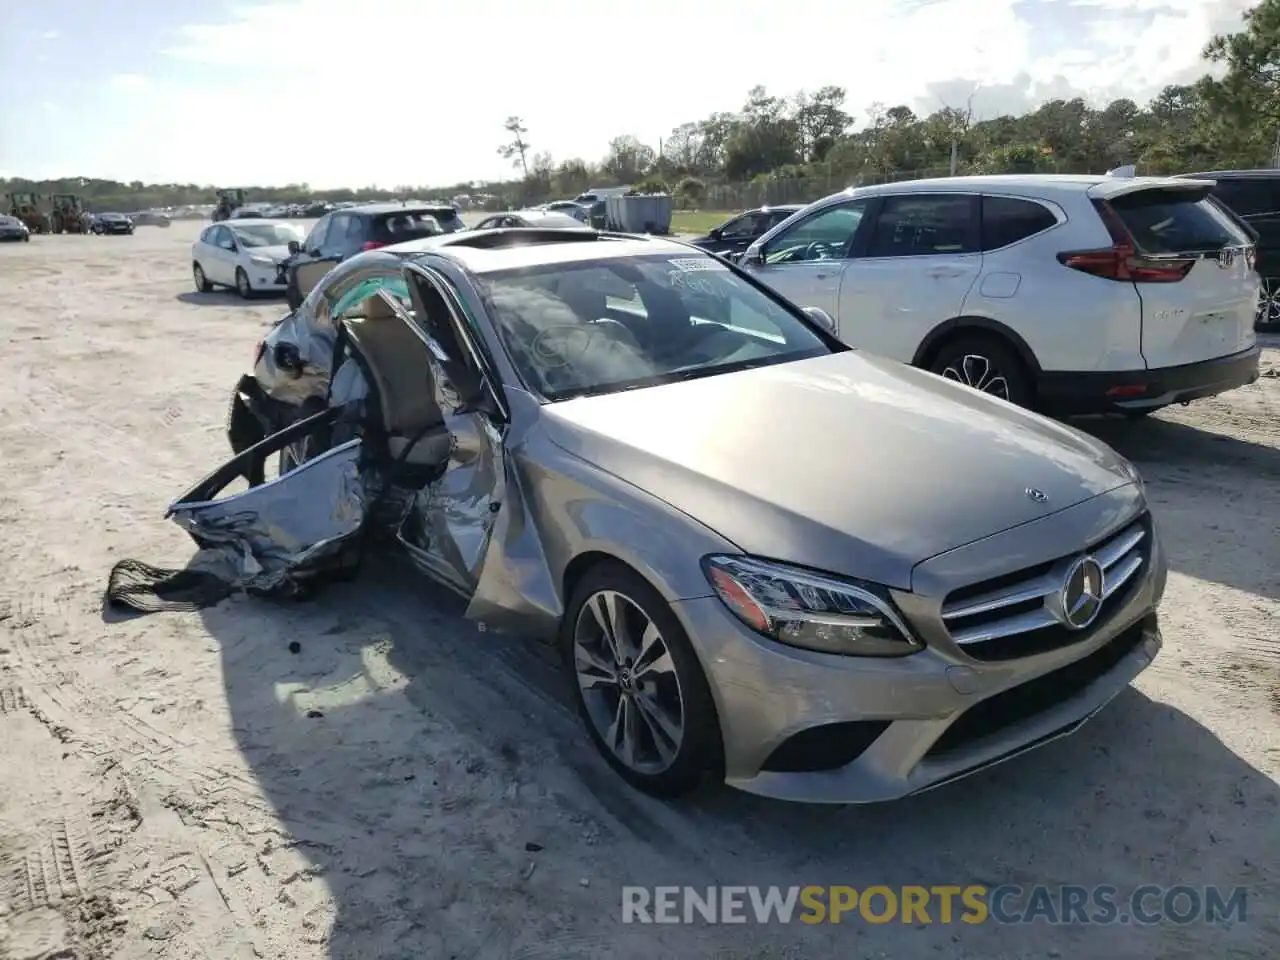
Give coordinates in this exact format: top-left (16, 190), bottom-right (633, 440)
top-left (559, 553), bottom-right (728, 789)
top-left (912, 316), bottom-right (1043, 376)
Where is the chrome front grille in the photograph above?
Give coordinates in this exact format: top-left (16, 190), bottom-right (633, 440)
top-left (940, 515), bottom-right (1149, 661)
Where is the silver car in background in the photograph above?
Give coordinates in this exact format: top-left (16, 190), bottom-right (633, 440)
top-left (178, 229), bottom-right (1165, 803)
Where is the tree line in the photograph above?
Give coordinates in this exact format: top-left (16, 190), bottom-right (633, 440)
top-left (6, 0), bottom-right (1280, 213)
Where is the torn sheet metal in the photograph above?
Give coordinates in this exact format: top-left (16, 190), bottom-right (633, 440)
top-left (391, 311), bottom-right (557, 632)
top-left (168, 439), bottom-right (369, 594)
top-left (253, 305), bottom-right (340, 407)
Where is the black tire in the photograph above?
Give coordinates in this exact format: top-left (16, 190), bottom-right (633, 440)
top-left (560, 561), bottom-right (723, 798)
top-left (235, 267), bottom-right (253, 299)
top-left (927, 333), bottom-right (1034, 408)
top-left (193, 263), bottom-right (213, 293)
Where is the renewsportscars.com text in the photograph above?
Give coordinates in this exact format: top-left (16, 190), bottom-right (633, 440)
top-left (621, 885), bottom-right (1248, 925)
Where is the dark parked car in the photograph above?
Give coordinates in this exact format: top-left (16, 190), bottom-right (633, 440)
top-left (130, 210), bottom-right (172, 227)
top-left (687, 205), bottom-right (804, 261)
top-left (1181, 169), bottom-right (1280, 328)
top-left (92, 213), bottom-right (134, 235)
top-left (284, 203), bottom-right (464, 309)
top-left (0, 214), bottom-right (30, 242)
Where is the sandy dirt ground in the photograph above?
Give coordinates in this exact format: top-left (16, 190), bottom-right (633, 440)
top-left (0, 220), bottom-right (1276, 960)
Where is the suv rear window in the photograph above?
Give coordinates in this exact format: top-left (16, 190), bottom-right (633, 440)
top-left (372, 210), bottom-right (454, 243)
top-left (1109, 189), bottom-right (1250, 254)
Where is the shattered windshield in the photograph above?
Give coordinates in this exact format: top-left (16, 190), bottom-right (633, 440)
top-left (476, 253), bottom-right (834, 401)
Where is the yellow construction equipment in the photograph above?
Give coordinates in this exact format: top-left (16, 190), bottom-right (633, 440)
top-left (6, 193), bottom-right (50, 234)
top-left (50, 194), bottom-right (89, 234)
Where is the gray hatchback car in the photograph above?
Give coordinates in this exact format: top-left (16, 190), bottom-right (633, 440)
top-left (176, 228), bottom-right (1165, 803)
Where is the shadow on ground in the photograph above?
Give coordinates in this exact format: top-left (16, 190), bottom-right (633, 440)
top-left (1072, 410), bottom-right (1280, 602)
top-left (194, 551), bottom-right (1279, 959)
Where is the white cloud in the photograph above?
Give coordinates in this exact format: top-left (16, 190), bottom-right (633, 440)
top-left (41, 101), bottom-right (60, 114)
top-left (110, 74), bottom-right (151, 92)
top-left (118, 0), bottom-right (1251, 186)
top-left (40, 29), bottom-right (59, 40)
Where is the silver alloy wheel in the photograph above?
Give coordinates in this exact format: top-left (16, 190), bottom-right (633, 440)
top-left (941, 353), bottom-right (1011, 401)
top-left (573, 589), bottom-right (685, 775)
top-left (193, 264), bottom-right (206, 291)
top-left (1257, 279), bottom-right (1280, 326)
top-left (237, 269), bottom-right (251, 297)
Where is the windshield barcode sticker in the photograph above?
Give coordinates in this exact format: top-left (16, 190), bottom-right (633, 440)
top-left (668, 258), bottom-right (728, 272)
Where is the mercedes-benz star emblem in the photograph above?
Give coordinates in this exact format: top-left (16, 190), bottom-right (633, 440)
top-left (1060, 556), bottom-right (1105, 630)
top-left (1026, 487), bottom-right (1048, 504)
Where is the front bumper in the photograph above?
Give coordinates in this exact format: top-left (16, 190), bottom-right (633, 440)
top-left (0, 231), bottom-right (28, 241)
top-left (247, 261), bottom-right (288, 291)
top-left (674, 488), bottom-right (1165, 804)
top-left (1037, 345), bottom-right (1261, 414)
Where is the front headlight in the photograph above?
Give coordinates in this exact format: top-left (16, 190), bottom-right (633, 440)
top-left (702, 555), bottom-right (922, 657)
top-left (249, 255), bottom-right (274, 267)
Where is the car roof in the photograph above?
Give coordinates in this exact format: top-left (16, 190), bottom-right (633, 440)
top-left (338, 203), bottom-right (455, 216)
top-left (489, 210), bottom-right (583, 224)
top-left (800, 173), bottom-right (1206, 205)
top-left (393, 232), bottom-right (696, 274)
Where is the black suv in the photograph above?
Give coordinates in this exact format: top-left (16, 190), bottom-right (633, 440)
top-left (1182, 169), bottom-right (1280, 329)
top-left (284, 203), bottom-right (463, 309)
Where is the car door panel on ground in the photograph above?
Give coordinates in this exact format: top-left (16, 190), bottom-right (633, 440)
top-left (1103, 185), bottom-right (1258, 370)
top-left (748, 200), bottom-right (871, 319)
top-left (837, 194), bottom-right (983, 362)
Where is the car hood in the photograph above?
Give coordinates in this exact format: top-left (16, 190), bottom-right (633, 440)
top-left (540, 351), bottom-right (1136, 589)
top-left (244, 244), bottom-right (292, 262)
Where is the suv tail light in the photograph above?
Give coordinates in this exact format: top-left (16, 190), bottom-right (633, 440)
top-left (1057, 201), bottom-right (1195, 283)
top-left (361, 241), bottom-right (386, 251)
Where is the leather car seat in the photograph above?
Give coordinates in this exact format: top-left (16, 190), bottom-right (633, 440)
top-left (342, 291), bottom-right (453, 466)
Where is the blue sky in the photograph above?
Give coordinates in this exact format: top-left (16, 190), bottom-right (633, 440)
top-left (0, 0), bottom-right (1253, 188)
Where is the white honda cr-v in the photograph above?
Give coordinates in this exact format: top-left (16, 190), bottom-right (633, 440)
top-left (739, 174), bottom-right (1261, 416)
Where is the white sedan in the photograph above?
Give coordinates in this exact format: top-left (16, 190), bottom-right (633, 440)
top-left (192, 220), bottom-right (305, 298)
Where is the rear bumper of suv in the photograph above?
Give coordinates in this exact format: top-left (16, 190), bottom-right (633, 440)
top-left (1036, 345), bottom-right (1261, 415)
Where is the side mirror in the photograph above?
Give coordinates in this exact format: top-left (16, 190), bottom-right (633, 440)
top-left (287, 240), bottom-right (301, 255)
top-left (802, 306), bottom-right (838, 336)
top-left (745, 244), bottom-right (765, 266)
top-left (708, 227), bottom-right (723, 240)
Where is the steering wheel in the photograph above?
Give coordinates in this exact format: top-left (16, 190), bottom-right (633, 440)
top-left (803, 240), bottom-right (835, 261)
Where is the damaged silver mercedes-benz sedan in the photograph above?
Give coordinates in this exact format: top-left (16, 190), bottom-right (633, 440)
top-left (172, 228), bottom-right (1165, 803)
